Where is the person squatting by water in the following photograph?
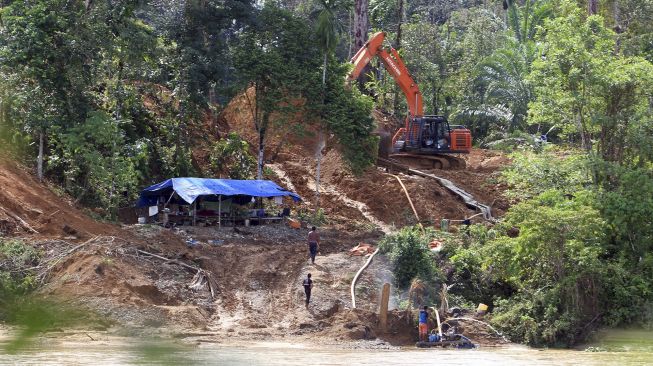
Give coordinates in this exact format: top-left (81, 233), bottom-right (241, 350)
top-left (419, 306), bottom-right (429, 341)
top-left (307, 226), bottom-right (320, 264)
top-left (303, 273), bottom-right (313, 308)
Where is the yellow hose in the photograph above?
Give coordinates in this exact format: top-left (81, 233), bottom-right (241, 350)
top-left (392, 175), bottom-right (424, 232)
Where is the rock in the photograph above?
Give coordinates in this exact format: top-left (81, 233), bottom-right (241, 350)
top-left (346, 325), bottom-right (375, 340)
top-left (62, 225), bottom-right (78, 235)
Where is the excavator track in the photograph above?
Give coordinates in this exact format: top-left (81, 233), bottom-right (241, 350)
top-left (389, 153), bottom-right (466, 170)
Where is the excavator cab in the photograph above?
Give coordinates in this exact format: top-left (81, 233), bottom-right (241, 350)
top-left (399, 116), bottom-right (471, 154)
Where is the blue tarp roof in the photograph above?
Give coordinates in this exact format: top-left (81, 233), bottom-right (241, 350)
top-left (137, 177), bottom-right (301, 207)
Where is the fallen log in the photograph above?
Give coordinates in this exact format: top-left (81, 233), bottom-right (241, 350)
top-left (0, 207), bottom-right (39, 234)
top-left (136, 249), bottom-right (217, 298)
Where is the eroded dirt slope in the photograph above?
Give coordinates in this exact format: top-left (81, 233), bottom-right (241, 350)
top-left (0, 157), bottom-right (117, 239)
top-left (211, 92), bottom-right (510, 229)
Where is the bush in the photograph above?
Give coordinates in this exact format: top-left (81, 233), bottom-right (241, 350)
top-left (448, 190), bottom-right (613, 346)
top-left (0, 239), bottom-right (40, 296)
top-left (501, 148), bottom-right (591, 201)
top-left (379, 226), bottom-right (439, 288)
top-left (209, 132), bottom-right (256, 179)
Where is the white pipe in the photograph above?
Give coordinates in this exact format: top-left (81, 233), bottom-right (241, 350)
top-left (350, 248), bottom-right (380, 308)
top-left (432, 306), bottom-right (443, 337)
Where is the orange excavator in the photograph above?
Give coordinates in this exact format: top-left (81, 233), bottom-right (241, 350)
top-left (348, 32), bottom-right (472, 169)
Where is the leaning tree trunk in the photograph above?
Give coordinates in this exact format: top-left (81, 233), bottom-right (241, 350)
top-left (314, 130), bottom-right (325, 212)
top-left (37, 130), bottom-right (44, 182)
top-left (315, 53), bottom-right (329, 212)
top-left (588, 0), bottom-right (598, 15)
top-left (257, 133), bottom-right (265, 180)
top-left (353, 0), bottom-right (370, 85)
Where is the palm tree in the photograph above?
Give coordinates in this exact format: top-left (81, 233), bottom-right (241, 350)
top-left (313, 0), bottom-right (348, 212)
top-left (474, 39), bottom-right (537, 131)
top-left (507, 0), bottom-right (553, 44)
top-left (316, 0), bottom-right (347, 85)
top-left (456, 0), bottom-right (550, 136)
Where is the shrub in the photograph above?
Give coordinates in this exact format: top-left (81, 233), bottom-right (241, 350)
top-left (0, 239), bottom-right (40, 296)
top-left (379, 226), bottom-right (439, 288)
top-left (209, 132), bottom-right (256, 179)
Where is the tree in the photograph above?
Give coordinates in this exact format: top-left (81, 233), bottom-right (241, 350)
top-left (453, 190), bottom-right (607, 346)
top-left (321, 61), bottom-right (377, 174)
top-left (234, 3), bottom-right (322, 179)
top-left (209, 133), bottom-right (256, 179)
top-left (379, 226), bottom-right (439, 288)
top-left (507, 0), bottom-right (552, 44)
top-left (471, 40), bottom-right (537, 132)
top-left (453, 1), bottom-right (550, 138)
top-left (313, 0), bottom-right (349, 211)
top-left (528, 2), bottom-right (615, 152)
top-left (529, 0), bottom-right (653, 162)
top-left (353, 0), bottom-right (370, 84)
top-left (588, 0), bottom-right (598, 15)
top-left (142, 0), bottom-right (253, 176)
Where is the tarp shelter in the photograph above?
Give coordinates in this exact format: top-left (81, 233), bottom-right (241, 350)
top-left (137, 177), bottom-right (301, 207)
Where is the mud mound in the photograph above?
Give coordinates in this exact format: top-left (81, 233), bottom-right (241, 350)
top-left (0, 157), bottom-right (117, 239)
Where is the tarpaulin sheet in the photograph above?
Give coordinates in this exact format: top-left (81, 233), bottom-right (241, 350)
top-left (137, 177), bottom-right (301, 207)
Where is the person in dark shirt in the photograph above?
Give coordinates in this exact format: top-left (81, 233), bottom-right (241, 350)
top-left (307, 226), bottom-right (320, 264)
top-left (419, 306), bottom-right (429, 341)
top-left (303, 273), bottom-right (313, 308)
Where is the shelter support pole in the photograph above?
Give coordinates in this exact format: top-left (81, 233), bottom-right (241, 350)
top-left (218, 195), bottom-right (222, 228)
top-left (164, 191), bottom-right (175, 208)
top-left (193, 201), bottom-right (197, 226)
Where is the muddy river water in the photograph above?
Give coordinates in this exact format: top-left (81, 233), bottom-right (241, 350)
top-left (1, 329), bottom-right (652, 365)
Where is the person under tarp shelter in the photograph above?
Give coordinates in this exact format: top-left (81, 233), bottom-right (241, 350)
top-left (136, 177), bottom-right (301, 227)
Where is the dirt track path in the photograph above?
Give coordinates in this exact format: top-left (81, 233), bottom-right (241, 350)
top-left (199, 234), bottom-right (385, 339)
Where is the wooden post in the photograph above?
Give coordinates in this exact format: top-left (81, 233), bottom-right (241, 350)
top-left (379, 282), bottom-right (390, 333)
top-left (192, 201), bottom-right (197, 226)
top-left (218, 195), bottom-right (222, 228)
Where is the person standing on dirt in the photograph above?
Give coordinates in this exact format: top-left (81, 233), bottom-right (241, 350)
top-left (419, 306), bottom-right (429, 342)
top-left (307, 226), bottom-right (320, 264)
top-left (303, 273), bottom-right (313, 308)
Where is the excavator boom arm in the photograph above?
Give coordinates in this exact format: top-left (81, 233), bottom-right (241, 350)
top-left (348, 32), bottom-right (423, 117)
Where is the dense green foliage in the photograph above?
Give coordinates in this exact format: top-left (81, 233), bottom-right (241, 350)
top-left (0, 0), bottom-right (376, 215)
top-left (0, 239), bottom-right (40, 296)
top-left (379, 226), bottom-right (439, 288)
top-left (445, 148), bottom-right (653, 346)
top-left (209, 132), bottom-right (256, 179)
